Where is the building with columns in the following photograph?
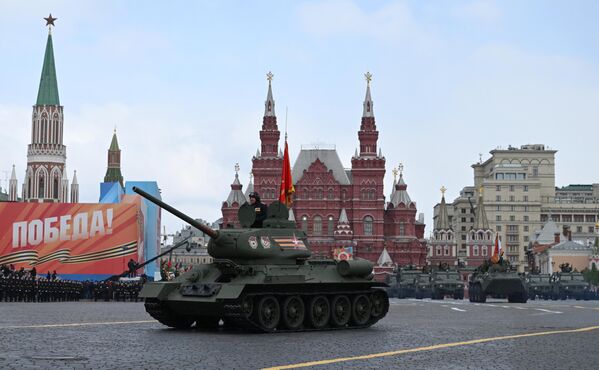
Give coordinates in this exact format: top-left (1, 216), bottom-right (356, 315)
top-left (221, 72), bottom-right (427, 266)
top-left (434, 144), bottom-right (599, 272)
top-left (9, 16), bottom-right (78, 203)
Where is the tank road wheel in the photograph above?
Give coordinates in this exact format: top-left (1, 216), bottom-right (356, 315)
top-left (241, 295), bottom-right (254, 319)
top-left (351, 294), bottom-right (372, 326)
top-left (370, 290), bottom-right (389, 320)
top-left (307, 295), bottom-right (331, 329)
top-left (329, 295), bottom-right (351, 327)
top-left (255, 295), bottom-right (280, 332)
top-left (281, 296), bottom-right (305, 330)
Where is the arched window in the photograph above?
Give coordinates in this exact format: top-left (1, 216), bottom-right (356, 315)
top-left (482, 246), bottom-right (488, 256)
top-left (313, 216), bottom-right (322, 236)
top-left (436, 246), bottom-right (442, 256)
top-left (444, 246), bottom-right (450, 256)
top-left (303, 189), bottom-right (309, 200)
top-left (473, 246), bottom-right (479, 256)
top-left (53, 177), bottom-right (59, 199)
top-left (327, 216), bottom-right (334, 236)
top-left (399, 223), bottom-right (405, 236)
top-left (341, 190), bottom-right (347, 201)
top-left (301, 216), bottom-right (308, 232)
top-left (38, 176), bottom-right (45, 198)
top-left (327, 188), bottom-right (334, 200)
top-left (363, 216), bottom-right (373, 236)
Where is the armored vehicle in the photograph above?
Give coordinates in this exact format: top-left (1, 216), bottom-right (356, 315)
top-left (414, 273), bottom-right (432, 299)
top-left (550, 271), bottom-right (591, 300)
top-left (525, 274), bottom-right (552, 300)
top-left (133, 187), bottom-right (389, 332)
top-left (468, 260), bottom-right (528, 303)
top-left (391, 267), bottom-right (421, 298)
top-left (431, 270), bottom-right (464, 300)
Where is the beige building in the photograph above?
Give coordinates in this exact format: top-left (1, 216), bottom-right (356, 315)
top-left (434, 144), bottom-right (599, 272)
top-left (537, 240), bottom-right (594, 274)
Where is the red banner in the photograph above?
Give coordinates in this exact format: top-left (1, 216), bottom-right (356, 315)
top-left (0, 202), bottom-right (142, 275)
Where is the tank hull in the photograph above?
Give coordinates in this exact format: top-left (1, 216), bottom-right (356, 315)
top-left (468, 272), bottom-right (528, 303)
top-left (140, 261), bottom-right (389, 332)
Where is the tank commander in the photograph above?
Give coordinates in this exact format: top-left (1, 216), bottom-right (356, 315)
top-left (248, 191), bottom-right (268, 228)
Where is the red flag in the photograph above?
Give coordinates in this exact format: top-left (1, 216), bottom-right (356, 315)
top-left (279, 139), bottom-right (295, 206)
top-left (491, 234), bottom-right (501, 263)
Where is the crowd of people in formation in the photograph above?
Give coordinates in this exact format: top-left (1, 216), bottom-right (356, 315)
top-left (0, 264), bottom-right (145, 302)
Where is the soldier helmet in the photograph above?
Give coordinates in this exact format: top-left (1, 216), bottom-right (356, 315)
top-left (249, 192), bottom-right (261, 201)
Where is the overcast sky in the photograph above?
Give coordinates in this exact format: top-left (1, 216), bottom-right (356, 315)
top-left (1, 1), bottom-right (598, 236)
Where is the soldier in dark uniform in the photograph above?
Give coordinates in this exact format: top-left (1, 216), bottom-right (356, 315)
top-left (248, 192), bottom-right (268, 228)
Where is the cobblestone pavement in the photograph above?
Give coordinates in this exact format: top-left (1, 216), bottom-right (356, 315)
top-left (1, 298), bottom-right (598, 369)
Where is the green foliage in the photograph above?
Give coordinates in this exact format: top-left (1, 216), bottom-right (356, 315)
top-left (582, 263), bottom-right (599, 286)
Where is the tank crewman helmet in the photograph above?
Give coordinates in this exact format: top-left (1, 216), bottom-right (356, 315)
top-left (249, 192), bottom-right (261, 202)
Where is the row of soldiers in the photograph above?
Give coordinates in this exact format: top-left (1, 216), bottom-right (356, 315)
top-left (0, 277), bottom-right (83, 302)
top-left (0, 277), bottom-right (144, 302)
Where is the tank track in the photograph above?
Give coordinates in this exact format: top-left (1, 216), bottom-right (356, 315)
top-left (145, 299), bottom-right (195, 329)
top-left (145, 287), bottom-right (389, 333)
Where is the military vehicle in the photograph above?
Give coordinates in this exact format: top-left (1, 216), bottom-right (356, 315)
top-left (414, 273), bottom-right (432, 299)
top-left (390, 267), bottom-right (421, 298)
top-left (550, 266), bottom-right (591, 300)
top-left (468, 259), bottom-right (528, 303)
top-left (431, 270), bottom-right (464, 300)
top-left (525, 273), bottom-right (552, 300)
top-left (133, 187), bottom-right (389, 332)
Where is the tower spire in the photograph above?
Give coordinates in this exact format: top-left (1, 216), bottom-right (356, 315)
top-left (37, 14), bottom-right (60, 106)
top-left (357, 72), bottom-right (379, 157)
top-left (259, 71), bottom-right (280, 157)
top-left (9, 165), bottom-right (18, 201)
top-left (104, 130), bottom-right (124, 187)
top-left (436, 186), bottom-right (450, 230)
top-left (473, 186), bottom-right (489, 230)
top-left (265, 71), bottom-right (275, 117)
top-left (363, 71), bottom-right (374, 117)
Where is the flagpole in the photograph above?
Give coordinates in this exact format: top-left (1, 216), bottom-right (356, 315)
top-left (285, 106), bottom-right (288, 141)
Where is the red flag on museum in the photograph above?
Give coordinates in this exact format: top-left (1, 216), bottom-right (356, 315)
top-left (279, 138), bottom-right (295, 207)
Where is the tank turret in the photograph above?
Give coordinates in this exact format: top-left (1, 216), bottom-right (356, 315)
top-left (133, 187), bottom-right (311, 264)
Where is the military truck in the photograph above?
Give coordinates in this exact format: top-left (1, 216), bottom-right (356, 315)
top-left (525, 274), bottom-right (552, 300)
top-left (431, 270), bottom-right (465, 300)
top-left (414, 273), bottom-right (432, 299)
top-left (133, 187), bottom-right (389, 332)
top-left (393, 268), bottom-right (421, 298)
top-left (550, 271), bottom-right (591, 300)
top-left (468, 259), bottom-right (528, 303)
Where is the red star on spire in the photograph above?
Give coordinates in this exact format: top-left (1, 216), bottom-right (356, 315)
top-left (44, 14), bottom-right (57, 27)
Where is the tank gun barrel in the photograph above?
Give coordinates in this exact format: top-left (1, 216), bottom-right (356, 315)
top-left (132, 186), bottom-right (218, 239)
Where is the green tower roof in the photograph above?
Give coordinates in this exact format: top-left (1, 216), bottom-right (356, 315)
top-left (36, 33), bottom-right (60, 106)
top-left (110, 131), bottom-right (120, 151)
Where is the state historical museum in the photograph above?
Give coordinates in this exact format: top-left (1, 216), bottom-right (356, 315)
top-left (221, 73), bottom-right (427, 266)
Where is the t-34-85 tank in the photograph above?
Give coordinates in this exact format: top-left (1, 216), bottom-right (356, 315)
top-left (133, 187), bottom-right (389, 332)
